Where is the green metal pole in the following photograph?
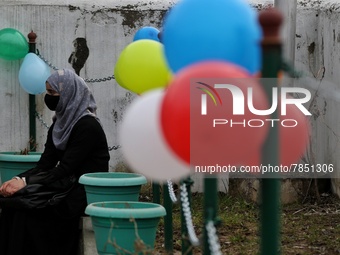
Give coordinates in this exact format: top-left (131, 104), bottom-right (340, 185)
top-left (181, 177), bottom-right (194, 255)
top-left (203, 176), bottom-right (218, 255)
top-left (152, 182), bottom-right (160, 204)
top-left (28, 31), bottom-right (37, 151)
top-left (258, 9), bottom-right (283, 255)
top-left (163, 182), bottom-right (173, 254)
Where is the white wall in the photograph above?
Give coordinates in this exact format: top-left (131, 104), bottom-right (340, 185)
top-left (0, 0), bottom-right (170, 171)
top-left (294, 0), bottom-right (340, 195)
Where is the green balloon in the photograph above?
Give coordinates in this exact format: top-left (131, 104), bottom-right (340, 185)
top-left (0, 28), bottom-right (28, 60)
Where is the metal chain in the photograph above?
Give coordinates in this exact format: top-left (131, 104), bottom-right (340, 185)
top-left (206, 221), bottom-right (222, 255)
top-left (36, 50), bottom-right (58, 71)
top-left (180, 183), bottom-right (200, 246)
top-left (167, 180), bottom-right (177, 203)
top-left (35, 111), bottom-right (50, 129)
top-left (84, 76), bottom-right (115, 83)
top-left (36, 50), bottom-right (115, 83)
top-left (108, 145), bottom-right (121, 151)
top-left (35, 111), bottom-right (121, 151)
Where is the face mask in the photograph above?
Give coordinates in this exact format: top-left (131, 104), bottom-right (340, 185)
top-left (44, 94), bottom-right (60, 111)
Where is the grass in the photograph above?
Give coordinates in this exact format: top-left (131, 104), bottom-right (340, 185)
top-left (139, 181), bottom-right (340, 255)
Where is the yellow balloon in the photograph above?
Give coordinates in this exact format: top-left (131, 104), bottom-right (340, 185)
top-left (114, 39), bottom-right (172, 94)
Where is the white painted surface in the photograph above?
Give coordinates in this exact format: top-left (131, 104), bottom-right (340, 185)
top-left (295, 0), bottom-right (340, 195)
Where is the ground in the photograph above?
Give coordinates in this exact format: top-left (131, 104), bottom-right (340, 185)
top-left (139, 182), bottom-right (340, 255)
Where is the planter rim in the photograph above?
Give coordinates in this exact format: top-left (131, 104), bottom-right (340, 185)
top-left (0, 152), bottom-right (42, 162)
top-left (85, 201), bottom-right (166, 219)
top-left (79, 172), bottom-right (147, 187)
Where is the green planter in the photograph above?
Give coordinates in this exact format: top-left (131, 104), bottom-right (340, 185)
top-left (0, 152), bottom-right (41, 184)
top-left (79, 172), bottom-right (147, 204)
top-left (85, 201), bottom-right (166, 255)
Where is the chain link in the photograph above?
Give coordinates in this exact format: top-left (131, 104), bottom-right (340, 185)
top-left (35, 111), bottom-right (50, 129)
top-left (36, 50), bottom-right (58, 71)
top-left (206, 221), bottom-right (222, 255)
top-left (84, 76), bottom-right (115, 83)
top-left (36, 111), bottom-right (121, 150)
top-left (108, 145), bottom-right (121, 151)
top-left (180, 183), bottom-right (200, 246)
top-left (167, 180), bottom-right (178, 203)
top-left (36, 50), bottom-right (115, 83)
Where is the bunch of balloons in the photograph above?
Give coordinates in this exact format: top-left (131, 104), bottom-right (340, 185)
top-left (0, 27), bottom-right (50, 94)
top-left (116, 0), bottom-right (310, 181)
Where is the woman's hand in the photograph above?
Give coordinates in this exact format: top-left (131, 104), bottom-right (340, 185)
top-left (0, 178), bottom-right (26, 197)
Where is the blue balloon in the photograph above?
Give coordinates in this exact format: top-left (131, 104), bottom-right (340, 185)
top-left (19, 53), bottom-right (51, 94)
top-left (133, 26), bottom-right (160, 42)
top-left (162, 0), bottom-right (262, 74)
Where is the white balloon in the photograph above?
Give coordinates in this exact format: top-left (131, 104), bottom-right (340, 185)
top-left (119, 89), bottom-right (191, 182)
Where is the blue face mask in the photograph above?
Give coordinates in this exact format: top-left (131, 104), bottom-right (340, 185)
top-left (44, 94), bottom-right (60, 111)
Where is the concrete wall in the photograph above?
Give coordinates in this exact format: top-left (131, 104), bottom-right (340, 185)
top-left (0, 0), bottom-right (170, 171)
top-left (0, 0), bottom-right (340, 194)
top-left (294, 0), bottom-right (340, 195)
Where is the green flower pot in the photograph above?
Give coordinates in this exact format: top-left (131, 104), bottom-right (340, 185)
top-left (85, 201), bottom-right (166, 255)
top-left (0, 152), bottom-right (41, 184)
top-left (79, 172), bottom-right (147, 204)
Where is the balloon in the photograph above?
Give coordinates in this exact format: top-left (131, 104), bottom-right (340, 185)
top-left (160, 61), bottom-right (270, 167)
top-left (0, 28), bottom-right (28, 60)
top-left (114, 40), bottom-right (172, 94)
top-left (133, 26), bottom-right (160, 42)
top-left (280, 102), bottom-right (310, 166)
top-left (19, 53), bottom-right (51, 94)
top-left (162, 0), bottom-right (262, 74)
top-left (119, 89), bottom-right (191, 182)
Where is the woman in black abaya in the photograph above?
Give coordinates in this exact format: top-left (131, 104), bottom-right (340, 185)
top-left (0, 69), bottom-right (110, 255)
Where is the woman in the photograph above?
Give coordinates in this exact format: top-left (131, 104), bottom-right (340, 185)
top-left (0, 69), bottom-right (110, 255)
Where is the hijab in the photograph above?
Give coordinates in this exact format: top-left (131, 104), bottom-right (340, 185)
top-left (46, 69), bottom-right (98, 150)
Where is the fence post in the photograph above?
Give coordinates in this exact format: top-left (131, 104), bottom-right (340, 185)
top-left (258, 8), bottom-right (283, 255)
top-left (152, 182), bottom-right (160, 204)
top-left (27, 31), bottom-right (37, 151)
top-left (163, 182), bottom-right (174, 254)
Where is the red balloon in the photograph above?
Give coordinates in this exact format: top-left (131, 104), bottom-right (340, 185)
top-left (161, 61), bottom-right (270, 167)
